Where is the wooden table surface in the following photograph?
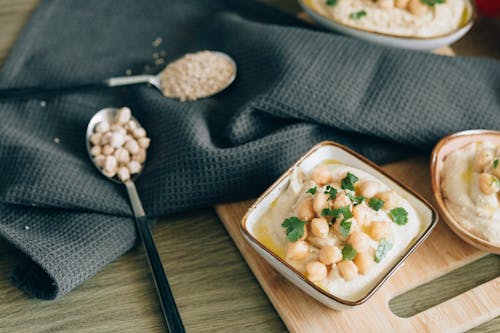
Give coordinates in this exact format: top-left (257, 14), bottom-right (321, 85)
top-left (0, 1), bottom-right (499, 332)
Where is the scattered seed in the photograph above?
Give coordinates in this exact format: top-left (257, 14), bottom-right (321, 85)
top-left (54, 137), bottom-right (60, 144)
top-left (40, 100), bottom-right (46, 107)
top-left (125, 69), bottom-right (132, 76)
top-left (24, 226), bottom-right (30, 230)
top-left (155, 58), bottom-right (165, 65)
top-left (152, 37), bottom-right (163, 47)
top-left (152, 52), bottom-right (159, 59)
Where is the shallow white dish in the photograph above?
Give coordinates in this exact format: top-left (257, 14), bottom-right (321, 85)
top-left (241, 141), bottom-right (438, 310)
top-left (298, 0), bottom-right (475, 51)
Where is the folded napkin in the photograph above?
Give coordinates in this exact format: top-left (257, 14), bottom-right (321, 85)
top-left (0, 0), bottom-right (498, 300)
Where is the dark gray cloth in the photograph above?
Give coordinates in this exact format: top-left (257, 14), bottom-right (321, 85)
top-left (0, 0), bottom-right (498, 300)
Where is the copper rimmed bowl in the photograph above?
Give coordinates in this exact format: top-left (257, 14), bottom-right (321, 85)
top-left (241, 141), bottom-right (438, 310)
top-left (431, 130), bottom-right (500, 254)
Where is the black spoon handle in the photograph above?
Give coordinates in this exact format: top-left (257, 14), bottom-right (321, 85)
top-left (0, 82), bottom-right (108, 99)
top-left (124, 180), bottom-right (185, 333)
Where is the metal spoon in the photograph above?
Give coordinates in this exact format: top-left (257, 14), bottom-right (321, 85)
top-left (0, 51), bottom-right (237, 99)
top-left (86, 107), bottom-right (185, 333)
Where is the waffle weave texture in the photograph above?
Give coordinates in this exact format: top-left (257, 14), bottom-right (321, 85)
top-left (0, 0), bottom-right (499, 299)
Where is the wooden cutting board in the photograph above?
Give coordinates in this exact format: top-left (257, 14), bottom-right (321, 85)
top-left (215, 156), bottom-right (500, 332)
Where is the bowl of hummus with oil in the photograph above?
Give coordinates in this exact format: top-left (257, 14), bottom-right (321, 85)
top-left (241, 142), bottom-right (437, 309)
top-left (432, 130), bottom-right (500, 254)
top-left (299, 0), bottom-right (475, 50)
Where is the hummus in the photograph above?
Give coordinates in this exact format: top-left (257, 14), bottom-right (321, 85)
top-left (307, 0), bottom-right (468, 38)
top-left (254, 162), bottom-right (422, 301)
top-left (441, 141), bottom-right (500, 245)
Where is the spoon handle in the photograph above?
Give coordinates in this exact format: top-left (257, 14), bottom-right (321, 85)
top-left (0, 75), bottom-right (155, 100)
top-left (125, 181), bottom-right (185, 333)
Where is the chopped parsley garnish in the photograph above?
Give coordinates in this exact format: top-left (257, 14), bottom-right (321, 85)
top-left (368, 197), bottom-right (384, 211)
top-left (342, 244), bottom-right (357, 261)
top-left (322, 206), bottom-right (352, 227)
top-left (493, 159), bottom-right (499, 169)
top-left (326, 0), bottom-right (337, 6)
top-left (281, 216), bottom-right (306, 242)
top-left (346, 192), bottom-right (365, 205)
top-left (324, 185), bottom-right (338, 200)
top-left (339, 219), bottom-right (352, 238)
top-left (341, 172), bottom-right (359, 191)
top-left (420, 0), bottom-right (445, 6)
top-left (389, 207), bottom-right (409, 225)
top-left (374, 238), bottom-right (393, 263)
top-left (306, 186), bottom-right (317, 195)
top-left (349, 10), bottom-right (367, 20)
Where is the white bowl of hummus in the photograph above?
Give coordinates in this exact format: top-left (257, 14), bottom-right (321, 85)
top-left (241, 141), bottom-right (437, 309)
top-left (431, 130), bottom-right (500, 254)
top-left (299, 0), bottom-right (475, 50)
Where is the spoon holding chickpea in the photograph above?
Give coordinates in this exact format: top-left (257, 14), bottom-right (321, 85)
top-left (86, 107), bottom-right (185, 333)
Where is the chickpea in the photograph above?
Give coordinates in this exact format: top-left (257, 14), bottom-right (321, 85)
top-left (90, 145), bottom-right (102, 157)
top-left (359, 181), bottom-right (382, 198)
top-left (133, 149), bottom-right (147, 163)
top-left (311, 165), bottom-right (332, 186)
top-left (297, 199), bottom-right (315, 222)
top-left (332, 193), bottom-right (352, 209)
top-left (313, 191), bottom-right (329, 216)
top-left (125, 139), bottom-right (140, 155)
top-left (102, 145), bottom-right (114, 156)
top-left (133, 128), bottom-right (146, 139)
top-left (115, 107), bottom-right (131, 124)
top-left (311, 217), bottom-right (329, 239)
top-left (128, 160), bottom-right (142, 174)
top-left (319, 246), bottom-right (342, 265)
top-left (479, 173), bottom-right (500, 195)
top-left (378, 0), bottom-right (394, 9)
top-left (352, 203), bottom-right (371, 226)
top-left (138, 137), bottom-right (151, 149)
top-left (337, 260), bottom-right (358, 281)
top-left (354, 252), bottom-right (374, 275)
top-left (376, 190), bottom-right (400, 210)
top-left (286, 240), bottom-right (309, 261)
top-left (95, 121), bottom-right (110, 133)
top-left (306, 261), bottom-right (328, 282)
top-left (475, 148), bottom-right (495, 172)
top-left (104, 156), bottom-right (118, 173)
top-left (348, 231), bottom-right (371, 253)
top-left (408, 0), bottom-right (428, 16)
top-left (89, 133), bottom-right (102, 146)
top-left (395, 0), bottom-right (409, 8)
top-left (114, 148), bottom-right (130, 164)
top-left (368, 221), bottom-right (392, 241)
top-left (117, 166), bottom-right (131, 182)
top-left (110, 132), bottom-right (125, 148)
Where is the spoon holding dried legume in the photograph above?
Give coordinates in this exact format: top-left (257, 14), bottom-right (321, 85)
top-left (0, 51), bottom-right (237, 101)
top-left (86, 107), bottom-right (185, 332)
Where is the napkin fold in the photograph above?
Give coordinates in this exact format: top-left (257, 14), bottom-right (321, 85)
top-left (0, 0), bottom-right (498, 299)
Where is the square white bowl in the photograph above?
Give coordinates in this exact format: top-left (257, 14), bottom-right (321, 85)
top-left (241, 141), bottom-right (438, 310)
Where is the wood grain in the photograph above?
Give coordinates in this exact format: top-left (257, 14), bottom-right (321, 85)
top-left (0, 1), bottom-right (499, 333)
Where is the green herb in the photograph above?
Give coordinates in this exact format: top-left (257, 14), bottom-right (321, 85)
top-left (389, 207), bottom-right (408, 226)
top-left (341, 172), bottom-right (359, 191)
top-left (342, 244), bottom-right (357, 261)
top-left (306, 186), bottom-right (317, 195)
top-left (493, 159), bottom-right (499, 169)
top-left (491, 175), bottom-right (500, 187)
top-left (339, 219), bottom-right (352, 238)
top-left (346, 192), bottom-right (365, 205)
top-left (281, 217), bottom-right (306, 242)
top-left (324, 185), bottom-right (338, 200)
top-left (368, 197), bottom-right (384, 211)
top-left (349, 10), bottom-right (367, 20)
top-left (374, 238), bottom-right (393, 263)
top-left (325, 0), bottom-right (337, 5)
top-left (420, 0), bottom-right (445, 6)
top-left (322, 206), bottom-right (352, 226)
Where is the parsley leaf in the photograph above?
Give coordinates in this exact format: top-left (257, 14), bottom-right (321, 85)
top-left (420, 0), bottom-right (445, 6)
top-left (340, 219), bottom-right (352, 238)
top-left (368, 197), bottom-right (384, 211)
top-left (494, 159), bottom-right (499, 169)
top-left (306, 186), bottom-right (317, 195)
top-left (341, 172), bottom-right (359, 191)
top-left (342, 244), bottom-right (357, 261)
top-left (326, 0), bottom-right (337, 5)
top-left (349, 10), bottom-right (367, 20)
top-left (389, 207), bottom-right (408, 225)
top-left (324, 185), bottom-right (338, 200)
top-left (374, 238), bottom-right (393, 263)
top-left (281, 217), bottom-right (306, 242)
top-left (346, 192), bottom-right (365, 205)
top-left (322, 206), bottom-right (352, 219)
